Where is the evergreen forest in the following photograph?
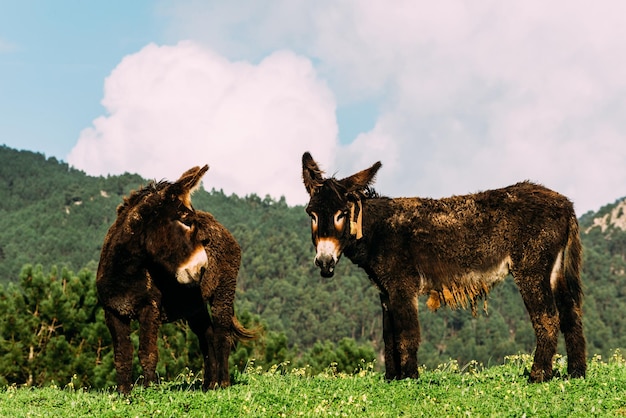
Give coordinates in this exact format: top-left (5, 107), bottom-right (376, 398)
top-left (0, 145), bottom-right (625, 388)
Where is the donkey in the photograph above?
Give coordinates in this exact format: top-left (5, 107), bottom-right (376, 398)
top-left (97, 165), bottom-right (254, 393)
top-left (302, 152), bottom-right (586, 383)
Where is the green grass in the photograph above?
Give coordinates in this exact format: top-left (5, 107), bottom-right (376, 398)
top-left (2, 353), bottom-right (626, 417)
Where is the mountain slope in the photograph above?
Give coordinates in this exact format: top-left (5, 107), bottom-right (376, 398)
top-left (1, 145), bottom-right (625, 368)
top-left (0, 145), bottom-right (144, 280)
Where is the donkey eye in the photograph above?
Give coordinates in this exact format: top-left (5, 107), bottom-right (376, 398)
top-left (309, 212), bottom-right (318, 226)
top-left (177, 219), bottom-right (192, 231)
top-left (334, 210), bottom-right (347, 226)
top-left (177, 212), bottom-right (194, 229)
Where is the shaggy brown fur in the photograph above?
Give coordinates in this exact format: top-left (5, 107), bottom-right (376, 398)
top-left (97, 165), bottom-right (254, 394)
top-left (302, 152), bottom-right (586, 383)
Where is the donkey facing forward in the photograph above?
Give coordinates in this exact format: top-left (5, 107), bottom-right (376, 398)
top-left (302, 152), bottom-right (586, 383)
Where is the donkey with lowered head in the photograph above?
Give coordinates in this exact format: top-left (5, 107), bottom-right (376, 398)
top-left (97, 165), bottom-right (254, 393)
top-left (302, 152), bottom-right (586, 383)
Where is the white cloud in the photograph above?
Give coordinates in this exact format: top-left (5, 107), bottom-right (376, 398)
top-left (306, 1), bottom-right (626, 214)
top-left (73, 1), bottom-right (626, 213)
top-left (68, 41), bottom-right (337, 205)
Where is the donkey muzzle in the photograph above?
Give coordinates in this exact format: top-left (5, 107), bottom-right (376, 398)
top-left (314, 238), bottom-right (341, 278)
top-left (315, 254), bottom-right (336, 278)
top-left (176, 247), bottom-right (209, 284)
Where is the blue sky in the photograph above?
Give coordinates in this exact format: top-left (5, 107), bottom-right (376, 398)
top-left (0, 1), bottom-right (372, 158)
top-left (0, 1), bottom-right (164, 158)
top-left (1, 1), bottom-right (626, 213)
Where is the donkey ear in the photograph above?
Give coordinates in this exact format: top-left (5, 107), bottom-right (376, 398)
top-left (176, 164), bottom-right (209, 192)
top-left (173, 164), bottom-right (209, 207)
top-left (341, 161), bottom-right (382, 194)
top-left (302, 152), bottom-right (325, 196)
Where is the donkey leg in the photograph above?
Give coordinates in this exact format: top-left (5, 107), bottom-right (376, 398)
top-left (104, 310), bottom-right (133, 394)
top-left (138, 304), bottom-right (161, 387)
top-left (188, 309), bottom-right (218, 390)
top-left (380, 292), bottom-right (400, 380)
top-left (515, 274), bottom-right (559, 382)
top-left (386, 289), bottom-right (420, 380)
top-left (554, 286), bottom-right (587, 378)
top-left (210, 299), bottom-right (236, 388)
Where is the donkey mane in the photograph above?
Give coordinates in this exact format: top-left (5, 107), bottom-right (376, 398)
top-left (360, 185), bottom-right (380, 199)
top-left (116, 181), bottom-right (168, 215)
top-left (323, 178), bottom-right (380, 201)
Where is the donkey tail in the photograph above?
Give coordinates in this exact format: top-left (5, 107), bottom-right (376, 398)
top-left (563, 213), bottom-right (583, 305)
top-left (231, 316), bottom-right (257, 342)
top-left (557, 211), bottom-right (587, 379)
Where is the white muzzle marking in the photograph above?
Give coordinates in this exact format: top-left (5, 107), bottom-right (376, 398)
top-left (176, 246), bottom-right (208, 284)
top-left (316, 238), bottom-right (339, 270)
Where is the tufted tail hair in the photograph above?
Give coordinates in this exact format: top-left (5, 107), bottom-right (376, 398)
top-left (232, 316), bottom-right (257, 342)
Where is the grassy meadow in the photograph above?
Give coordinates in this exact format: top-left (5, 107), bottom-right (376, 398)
top-left (2, 353), bottom-right (626, 417)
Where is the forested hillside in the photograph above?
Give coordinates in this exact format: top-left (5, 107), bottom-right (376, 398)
top-left (0, 146), bottom-right (144, 279)
top-left (0, 145), bottom-right (625, 388)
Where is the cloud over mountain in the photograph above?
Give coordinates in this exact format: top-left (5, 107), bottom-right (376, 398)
top-left (71, 1), bottom-right (626, 212)
top-left (69, 41), bottom-right (337, 204)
